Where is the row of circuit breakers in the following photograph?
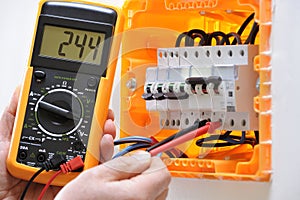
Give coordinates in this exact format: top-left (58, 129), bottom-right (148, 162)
top-left (142, 45), bottom-right (259, 131)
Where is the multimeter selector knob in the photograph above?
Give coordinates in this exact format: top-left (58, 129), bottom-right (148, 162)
top-left (35, 89), bottom-right (83, 137)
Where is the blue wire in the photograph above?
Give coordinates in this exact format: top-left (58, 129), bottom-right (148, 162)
top-left (114, 136), bottom-right (152, 146)
top-left (113, 143), bottom-right (151, 159)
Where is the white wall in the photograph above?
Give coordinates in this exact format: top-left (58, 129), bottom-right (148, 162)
top-left (0, 1), bottom-right (39, 112)
top-left (1, 0), bottom-right (300, 199)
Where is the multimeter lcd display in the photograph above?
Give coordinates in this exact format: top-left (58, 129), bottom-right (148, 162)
top-left (40, 25), bottom-right (105, 65)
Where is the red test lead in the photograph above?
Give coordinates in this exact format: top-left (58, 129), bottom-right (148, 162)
top-left (60, 156), bottom-right (84, 174)
top-left (38, 156), bottom-right (84, 200)
top-left (149, 121), bottom-right (221, 156)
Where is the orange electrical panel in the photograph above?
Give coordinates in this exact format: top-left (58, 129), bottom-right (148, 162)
top-left (119, 0), bottom-right (272, 181)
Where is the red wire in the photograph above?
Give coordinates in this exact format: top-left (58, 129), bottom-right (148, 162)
top-left (149, 121), bottom-right (221, 156)
top-left (37, 156), bottom-right (84, 200)
top-left (37, 170), bottom-right (62, 200)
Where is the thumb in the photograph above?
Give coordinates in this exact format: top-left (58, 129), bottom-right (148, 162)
top-left (96, 151), bottom-right (151, 181)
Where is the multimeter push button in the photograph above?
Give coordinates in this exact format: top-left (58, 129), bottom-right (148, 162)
top-left (87, 77), bottom-right (98, 89)
top-left (34, 70), bottom-right (46, 80)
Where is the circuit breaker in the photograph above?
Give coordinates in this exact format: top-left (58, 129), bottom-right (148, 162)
top-left (143, 45), bottom-right (258, 131)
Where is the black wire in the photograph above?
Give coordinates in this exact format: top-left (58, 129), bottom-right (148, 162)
top-left (167, 148), bottom-right (189, 158)
top-left (198, 138), bottom-right (256, 147)
top-left (180, 153), bottom-right (188, 158)
top-left (114, 136), bottom-right (152, 145)
top-left (164, 151), bottom-right (175, 158)
top-left (232, 13), bottom-right (255, 45)
top-left (190, 33), bottom-right (205, 46)
top-left (186, 29), bottom-right (208, 46)
top-left (254, 131), bottom-right (259, 144)
top-left (249, 23), bottom-right (259, 44)
top-left (174, 12), bottom-right (258, 47)
top-left (146, 119), bottom-right (208, 152)
top-left (195, 131), bottom-right (257, 148)
top-left (226, 32), bottom-right (242, 45)
top-left (175, 32), bottom-right (188, 47)
top-left (244, 21), bottom-right (259, 44)
top-left (177, 151), bottom-right (189, 158)
top-left (225, 131), bottom-right (245, 144)
top-left (184, 34), bottom-right (194, 47)
top-left (20, 167), bottom-right (45, 200)
top-left (207, 31), bottom-right (230, 45)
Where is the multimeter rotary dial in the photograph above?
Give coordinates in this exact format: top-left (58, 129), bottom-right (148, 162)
top-left (35, 88), bottom-right (84, 137)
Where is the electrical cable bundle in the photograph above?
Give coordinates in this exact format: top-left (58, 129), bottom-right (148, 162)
top-left (113, 136), bottom-right (153, 159)
top-left (196, 131), bottom-right (257, 148)
top-left (113, 120), bottom-right (221, 158)
top-left (113, 135), bottom-right (189, 158)
top-left (114, 120), bottom-right (258, 159)
top-left (175, 13), bottom-right (259, 47)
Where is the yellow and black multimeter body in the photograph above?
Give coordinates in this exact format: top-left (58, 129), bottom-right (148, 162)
top-left (7, 0), bottom-right (123, 186)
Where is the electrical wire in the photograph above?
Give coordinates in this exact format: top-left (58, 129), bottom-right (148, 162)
top-left (164, 151), bottom-right (176, 158)
top-left (175, 32), bottom-right (188, 47)
top-left (113, 143), bottom-right (152, 159)
top-left (149, 121), bottom-right (221, 156)
top-left (207, 31), bottom-right (230, 45)
top-left (186, 29), bottom-right (208, 46)
top-left (232, 12), bottom-right (255, 45)
top-left (244, 22), bottom-right (259, 44)
top-left (113, 121), bottom-right (208, 158)
top-left (226, 32), bottom-right (242, 45)
top-left (250, 24), bottom-right (259, 44)
top-left (254, 130), bottom-right (259, 144)
top-left (20, 155), bottom-right (66, 200)
top-left (114, 136), bottom-right (153, 145)
top-left (37, 170), bottom-right (62, 200)
top-left (20, 167), bottom-right (45, 200)
top-left (37, 156), bottom-right (84, 200)
top-left (168, 148), bottom-right (189, 158)
top-left (146, 119), bottom-right (208, 152)
top-left (175, 12), bottom-right (258, 47)
top-left (195, 131), bottom-right (257, 147)
top-left (113, 136), bottom-right (154, 158)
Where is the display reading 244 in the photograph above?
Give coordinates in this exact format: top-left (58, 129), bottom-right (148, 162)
top-left (40, 25), bottom-right (105, 65)
top-left (58, 31), bottom-right (101, 59)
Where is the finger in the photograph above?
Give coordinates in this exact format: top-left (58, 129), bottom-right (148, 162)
top-left (156, 188), bottom-right (169, 200)
top-left (125, 157), bottom-right (171, 199)
top-left (107, 109), bottom-right (114, 121)
top-left (112, 157), bottom-right (171, 200)
top-left (6, 86), bottom-right (21, 116)
top-left (0, 86), bottom-right (21, 140)
top-left (93, 151), bottom-right (151, 181)
top-left (103, 119), bottom-right (116, 139)
top-left (100, 134), bottom-right (114, 163)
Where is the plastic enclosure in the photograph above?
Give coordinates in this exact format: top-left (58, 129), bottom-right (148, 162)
top-left (120, 0), bottom-right (272, 181)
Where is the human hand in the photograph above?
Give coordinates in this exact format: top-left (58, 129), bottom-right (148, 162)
top-left (55, 151), bottom-right (171, 200)
top-left (0, 87), bottom-right (116, 199)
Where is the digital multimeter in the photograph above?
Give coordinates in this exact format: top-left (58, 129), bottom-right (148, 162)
top-left (7, 0), bottom-right (123, 186)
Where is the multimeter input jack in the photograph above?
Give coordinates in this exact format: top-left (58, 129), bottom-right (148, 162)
top-left (37, 153), bottom-right (47, 163)
top-left (18, 151), bottom-right (27, 160)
